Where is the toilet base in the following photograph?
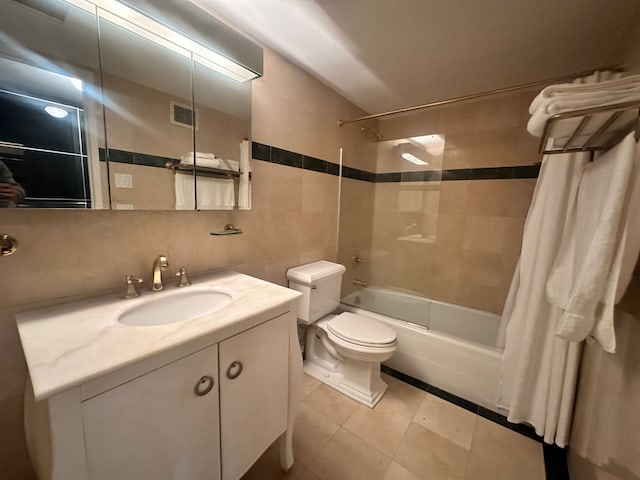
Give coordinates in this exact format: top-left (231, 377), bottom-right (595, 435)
top-left (303, 359), bottom-right (388, 408)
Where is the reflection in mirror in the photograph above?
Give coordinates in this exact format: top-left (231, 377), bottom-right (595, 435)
top-left (0, 0), bottom-right (105, 208)
top-left (191, 62), bottom-right (251, 210)
top-left (98, 12), bottom-right (195, 211)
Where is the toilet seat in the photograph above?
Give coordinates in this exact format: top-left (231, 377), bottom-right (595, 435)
top-left (327, 312), bottom-right (397, 348)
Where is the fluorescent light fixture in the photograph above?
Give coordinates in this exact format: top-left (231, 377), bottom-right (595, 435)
top-left (63, 0), bottom-right (259, 83)
top-left (70, 78), bottom-right (83, 91)
top-left (44, 106), bottom-right (69, 118)
top-left (401, 152), bottom-right (429, 166)
top-left (410, 134), bottom-right (445, 156)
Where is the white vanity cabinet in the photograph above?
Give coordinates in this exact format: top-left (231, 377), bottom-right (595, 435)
top-left (24, 308), bottom-right (298, 480)
top-left (219, 313), bottom-right (289, 480)
top-left (82, 344), bottom-right (221, 480)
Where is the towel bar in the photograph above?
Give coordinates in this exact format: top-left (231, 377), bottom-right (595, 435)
top-left (539, 100), bottom-right (640, 156)
top-left (166, 161), bottom-right (247, 179)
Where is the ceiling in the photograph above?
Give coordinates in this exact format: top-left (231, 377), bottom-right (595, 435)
top-left (196, 0), bottom-right (640, 115)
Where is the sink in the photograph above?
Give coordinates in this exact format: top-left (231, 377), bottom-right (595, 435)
top-left (118, 287), bottom-right (233, 326)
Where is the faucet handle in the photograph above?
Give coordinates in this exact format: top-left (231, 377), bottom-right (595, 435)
top-left (175, 267), bottom-right (192, 287)
top-left (123, 274), bottom-right (143, 299)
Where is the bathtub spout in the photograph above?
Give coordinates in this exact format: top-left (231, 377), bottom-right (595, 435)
top-left (353, 279), bottom-right (368, 287)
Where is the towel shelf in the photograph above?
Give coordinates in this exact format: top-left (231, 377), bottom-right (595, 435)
top-left (166, 161), bottom-right (248, 179)
top-left (539, 100), bottom-right (640, 156)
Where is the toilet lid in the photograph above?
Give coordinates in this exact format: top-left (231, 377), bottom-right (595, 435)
top-left (327, 312), bottom-right (397, 347)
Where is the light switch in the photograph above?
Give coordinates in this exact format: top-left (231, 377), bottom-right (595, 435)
top-left (115, 173), bottom-right (133, 189)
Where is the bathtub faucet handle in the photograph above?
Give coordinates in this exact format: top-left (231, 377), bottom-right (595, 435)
top-left (352, 255), bottom-right (365, 269)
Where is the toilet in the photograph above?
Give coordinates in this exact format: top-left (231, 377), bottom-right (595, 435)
top-left (286, 260), bottom-right (397, 407)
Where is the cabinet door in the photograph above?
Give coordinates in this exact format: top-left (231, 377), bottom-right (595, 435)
top-left (82, 345), bottom-right (220, 480)
top-left (219, 314), bottom-right (290, 480)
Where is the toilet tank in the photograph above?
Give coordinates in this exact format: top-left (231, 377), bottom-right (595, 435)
top-left (286, 261), bottom-right (347, 325)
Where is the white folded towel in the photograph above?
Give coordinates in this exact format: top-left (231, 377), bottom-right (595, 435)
top-left (174, 174), bottom-right (235, 210)
top-left (527, 72), bottom-right (640, 138)
top-left (238, 139), bottom-right (251, 210)
top-left (529, 73), bottom-right (638, 114)
top-left (196, 176), bottom-right (235, 210)
top-left (180, 152), bottom-right (240, 171)
top-left (181, 151), bottom-right (216, 162)
top-left (527, 90), bottom-right (640, 138)
top-left (175, 173), bottom-right (196, 210)
top-left (546, 132), bottom-right (640, 352)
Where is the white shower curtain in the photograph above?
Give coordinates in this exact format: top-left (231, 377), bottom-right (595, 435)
top-left (497, 150), bottom-right (588, 446)
top-left (497, 71), bottom-right (627, 447)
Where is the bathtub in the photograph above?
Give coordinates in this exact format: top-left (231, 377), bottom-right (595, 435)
top-left (341, 286), bottom-right (505, 413)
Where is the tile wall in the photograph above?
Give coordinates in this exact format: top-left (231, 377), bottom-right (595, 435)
top-left (0, 47), bottom-right (369, 478)
top-left (339, 90), bottom-right (539, 314)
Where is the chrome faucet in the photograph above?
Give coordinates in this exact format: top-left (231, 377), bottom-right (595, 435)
top-left (151, 254), bottom-right (169, 291)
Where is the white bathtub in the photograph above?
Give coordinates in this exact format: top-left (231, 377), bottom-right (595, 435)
top-left (341, 287), bottom-right (506, 413)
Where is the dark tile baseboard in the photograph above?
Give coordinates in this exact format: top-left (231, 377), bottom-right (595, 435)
top-left (381, 365), bottom-right (570, 480)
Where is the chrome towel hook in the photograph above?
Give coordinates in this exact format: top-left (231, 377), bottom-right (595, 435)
top-left (0, 234), bottom-right (18, 256)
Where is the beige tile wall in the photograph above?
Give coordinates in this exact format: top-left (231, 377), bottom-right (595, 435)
top-left (568, 271), bottom-right (640, 480)
top-left (338, 90), bottom-right (538, 314)
top-left (0, 47), bottom-right (369, 478)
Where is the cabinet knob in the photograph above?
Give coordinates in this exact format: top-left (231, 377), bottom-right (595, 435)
top-left (194, 375), bottom-right (214, 396)
top-left (226, 361), bottom-right (243, 380)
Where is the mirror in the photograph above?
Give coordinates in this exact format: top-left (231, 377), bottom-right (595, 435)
top-left (192, 61), bottom-right (251, 210)
top-left (0, 0), bottom-right (254, 210)
top-left (0, 0), bottom-right (105, 208)
top-left (98, 11), bottom-right (194, 210)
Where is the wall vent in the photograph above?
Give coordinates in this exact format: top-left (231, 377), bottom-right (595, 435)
top-left (170, 101), bottom-right (198, 130)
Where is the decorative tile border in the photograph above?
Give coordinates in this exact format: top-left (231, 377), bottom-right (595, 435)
top-left (99, 148), bottom-right (177, 168)
top-left (381, 365), bottom-right (570, 480)
top-left (251, 141), bottom-right (541, 182)
top-left (100, 143), bottom-right (542, 183)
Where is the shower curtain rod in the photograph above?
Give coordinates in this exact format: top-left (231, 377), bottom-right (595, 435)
top-left (337, 65), bottom-right (623, 126)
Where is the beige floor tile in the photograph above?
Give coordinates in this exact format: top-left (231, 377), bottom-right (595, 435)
top-left (464, 453), bottom-right (522, 480)
top-left (302, 374), bottom-right (321, 399)
top-left (302, 383), bottom-right (358, 425)
top-left (308, 428), bottom-right (391, 480)
top-left (343, 404), bottom-right (412, 457)
top-left (376, 374), bottom-right (426, 419)
top-left (471, 418), bottom-right (545, 480)
top-left (293, 403), bottom-right (340, 467)
top-left (382, 461), bottom-right (422, 480)
top-left (393, 423), bottom-right (469, 479)
top-left (413, 393), bottom-right (477, 449)
top-left (241, 441), bottom-right (321, 480)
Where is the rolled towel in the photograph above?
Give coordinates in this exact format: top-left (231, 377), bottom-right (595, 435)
top-left (180, 153), bottom-right (239, 171)
top-left (527, 90), bottom-right (640, 138)
top-left (529, 73), bottom-right (639, 114)
top-left (180, 151), bottom-right (216, 164)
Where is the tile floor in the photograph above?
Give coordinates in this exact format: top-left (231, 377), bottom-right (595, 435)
top-left (241, 373), bottom-right (546, 480)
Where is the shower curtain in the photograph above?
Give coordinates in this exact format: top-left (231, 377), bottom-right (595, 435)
top-left (497, 150), bottom-right (588, 446)
top-left (497, 71), bottom-right (630, 447)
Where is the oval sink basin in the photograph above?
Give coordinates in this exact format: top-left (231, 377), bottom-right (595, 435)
top-left (118, 287), bottom-right (233, 326)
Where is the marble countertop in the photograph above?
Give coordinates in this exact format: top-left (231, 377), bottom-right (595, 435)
top-left (16, 271), bottom-right (301, 401)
